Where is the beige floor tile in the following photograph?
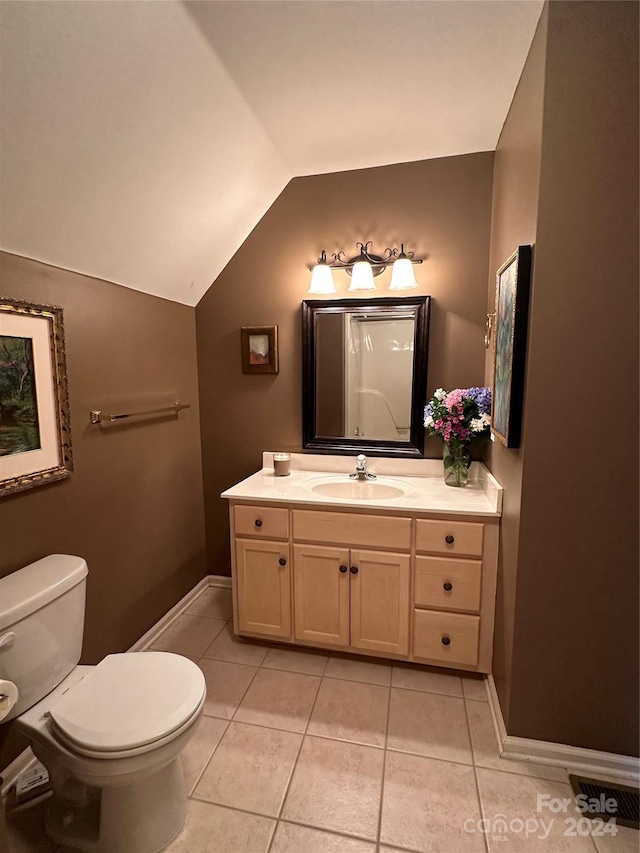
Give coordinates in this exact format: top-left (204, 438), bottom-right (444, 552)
top-left (325, 653), bottom-right (392, 686)
top-left (5, 793), bottom-right (56, 853)
top-left (185, 586), bottom-right (233, 620)
top-left (466, 700), bottom-right (568, 782)
top-left (198, 658), bottom-right (257, 719)
top-left (379, 848), bottom-right (421, 853)
top-left (476, 768), bottom-right (596, 852)
top-left (381, 750), bottom-right (485, 853)
top-left (165, 800), bottom-right (274, 853)
top-left (379, 848), bottom-right (428, 853)
top-left (462, 674), bottom-right (488, 701)
top-left (387, 687), bottom-right (473, 764)
top-left (180, 716), bottom-right (228, 793)
top-left (391, 663), bottom-right (463, 697)
top-left (308, 677), bottom-right (389, 747)
top-left (262, 645), bottom-right (329, 676)
top-left (234, 668), bottom-right (320, 733)
top-left (201, 622), bottom-right (270, 666)
top-left (193, 722), bottom-right (301, 817)
top-left (270, 821), bottom-right (377, 852)
top-left (379, 848), bottom-right (416, 853)
top-left (151, 614), bottom-right (227, 657)
top-left (282, 735), bottom-right (384, 840)
top-left (593, 825), bottom-right (640, 853)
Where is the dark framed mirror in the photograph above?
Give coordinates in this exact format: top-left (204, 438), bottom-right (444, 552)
top-left (302, 296), bottom-right (431, 457)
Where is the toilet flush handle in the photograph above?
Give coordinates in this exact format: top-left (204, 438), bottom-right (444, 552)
top-left (0, 632), bottom-right (16, 651)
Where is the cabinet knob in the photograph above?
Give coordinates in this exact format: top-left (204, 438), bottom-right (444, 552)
top-left (350, 566), bottom-right (359, 575)
top-left (255, 519), bottom-right (263, 528)
top-left (441, 636), bottom-right (451, 646)
top-left (443, 582), bottom-right (453, 591)
top-left (445, 534), bottom-right (455, 544)
top-left (339, 565), bottom-right (348, 573)
top-left (278, 557), bottom-right (287, 566)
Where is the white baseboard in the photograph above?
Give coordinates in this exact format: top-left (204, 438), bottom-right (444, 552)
top-left (2, 575), bottom-right (230, 794)
top-left (128, 574), bottom-right (230, 652)
top-left (487, 675), bottom-right (640, 784)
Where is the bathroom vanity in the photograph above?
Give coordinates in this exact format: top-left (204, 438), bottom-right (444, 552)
top-left (222, 453), bottom-right (502, 673)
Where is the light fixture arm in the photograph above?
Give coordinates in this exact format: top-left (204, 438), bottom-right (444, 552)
top-left (308, 242), bottom-right (423, 276)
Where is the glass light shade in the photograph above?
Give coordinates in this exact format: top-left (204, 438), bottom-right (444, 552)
top-left (348, 260), bottom-right (376, 291)
top-left (388, 256), bottom-right (419, 290)
top-left (308, 262), bottom-right (336, 294)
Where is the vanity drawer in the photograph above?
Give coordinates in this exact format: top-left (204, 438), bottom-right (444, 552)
top-left (415, 556), bottom-right (482, 613)
top-left (234, 505), bottom-right (289, 540)
top-left (415, 519), bottom-right (484, 558)
top-left (292, 510), bottom-right (411, 551)
top-left (413, 609), bottom-right (480, 667)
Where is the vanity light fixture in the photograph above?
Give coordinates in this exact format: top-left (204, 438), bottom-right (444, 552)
top-left (307, 241), bottom-right (423, 294)
top-left (388, 244), bottom-right (419, 290)
top-left (307, 250), bottom-right (337, 294)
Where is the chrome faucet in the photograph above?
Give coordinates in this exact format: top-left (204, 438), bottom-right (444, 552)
top-left (350, 454), bottom-right (377, 481)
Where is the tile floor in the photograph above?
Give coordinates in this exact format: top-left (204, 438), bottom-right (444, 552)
top-left (4, 585), bottom-right (637, 853)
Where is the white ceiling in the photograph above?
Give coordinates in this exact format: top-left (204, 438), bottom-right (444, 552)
top-left (0, 1), bottom-right (543, 306)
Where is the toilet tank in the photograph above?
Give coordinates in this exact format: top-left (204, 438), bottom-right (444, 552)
top-left (0, 555), bottom-right (88, 721)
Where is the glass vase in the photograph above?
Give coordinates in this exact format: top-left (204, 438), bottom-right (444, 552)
top-left (443, 441), bottom-right (471, 487)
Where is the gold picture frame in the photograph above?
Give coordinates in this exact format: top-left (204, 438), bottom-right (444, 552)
top-left (241, 325), bottom-right (279, 374)
top-left (0, 297), bottom-right (73, 496)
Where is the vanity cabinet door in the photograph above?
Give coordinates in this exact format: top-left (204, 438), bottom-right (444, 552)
top-left (349, 549), bottom-right (410, 655)
top-left (235, 539), bottom-right (291, 638)
top-left (293, 544), bottom-right (350, 647)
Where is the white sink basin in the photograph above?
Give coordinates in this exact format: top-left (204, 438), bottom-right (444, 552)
top-left (305, 476), bottom-right (410, 501)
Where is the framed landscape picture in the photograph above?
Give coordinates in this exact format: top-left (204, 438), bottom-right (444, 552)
top-left (241, 325), bottom-right (279, 374)
top-left (0, 298), bottom-right (73, 496)
top-left (491, 246), bottom-right (532, 448)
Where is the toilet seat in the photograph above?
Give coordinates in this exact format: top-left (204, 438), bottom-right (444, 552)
top-left (48, 652), bottom-right (206, 759)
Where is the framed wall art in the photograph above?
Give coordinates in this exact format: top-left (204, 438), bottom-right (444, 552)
top-left (491, 245), bottom-right (532, 448)
top-left (241, 325), bottom-right (279, 374)
top-left (0, 298), bottom-right (73, 496)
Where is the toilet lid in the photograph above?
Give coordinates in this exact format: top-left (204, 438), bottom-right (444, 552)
top-left (49, 652), bottom-right (206, 754)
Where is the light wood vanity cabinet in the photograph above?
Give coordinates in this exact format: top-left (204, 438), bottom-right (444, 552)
top-left (229, 503), bottom-right (498, 673)
top-left (349, 549), bottom-right (410, 656)
top-left (234, 539), bottom-right (291, 638)
top-left (293, 544), bottom-right (350, 647)
top-left (413, 516), bottom-right (496, 670)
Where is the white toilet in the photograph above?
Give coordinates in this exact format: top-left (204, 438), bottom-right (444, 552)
top-left (0, 554), bottom-right (206, 853)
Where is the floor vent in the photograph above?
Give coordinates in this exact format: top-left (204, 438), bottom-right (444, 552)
top-left (569, 775), bottom-right (639, 830)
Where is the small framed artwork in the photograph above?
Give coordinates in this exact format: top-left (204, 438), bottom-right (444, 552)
top-left (0, 298), bottom-right (73, 496)
top-left (491, 245), bottom-right (532, 448)
top-left (241, 325), bottom-right (279, 374)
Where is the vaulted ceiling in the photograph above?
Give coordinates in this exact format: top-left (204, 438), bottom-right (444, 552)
top-left (0, 1), bottom-right (543, 306)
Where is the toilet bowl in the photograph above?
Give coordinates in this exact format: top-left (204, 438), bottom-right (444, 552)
top-left (0, 556), bottom-right (206, 853)
top-left (18, 653), bottom-right (205, 853)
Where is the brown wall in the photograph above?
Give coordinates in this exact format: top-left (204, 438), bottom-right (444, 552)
top-left (0, 253), bottom-right (207, 767)
top-left (508, 1), bottom-right (639, 756)
top-left (485, 6), bottom-right (548, 725)
top-left (487, 1), bottom-right (639, 756)
top-left (196, 153), bottom-right (495, 572)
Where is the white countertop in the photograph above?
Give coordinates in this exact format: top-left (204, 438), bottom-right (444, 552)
top-left (221, 453), bottom-right (503, 517)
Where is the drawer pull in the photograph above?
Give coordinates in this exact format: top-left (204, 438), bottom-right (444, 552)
top-left (254, 519), bottom-right (263, 528)
top-left (339, 565), bottom-right (348, 573)
top-left (445, 534), bottom-right (455, 544)
top-left (443, 582), bottom-right (453, 591)
top-left (350, 566), bottom-right (359, 575)
top-left (278, 557), bottom-right (287, 566)
top-left (441, 636), bottom-right (451, 646)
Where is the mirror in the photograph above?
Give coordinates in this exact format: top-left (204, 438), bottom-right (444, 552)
top-left (302, 296), bottom-right (431, 457)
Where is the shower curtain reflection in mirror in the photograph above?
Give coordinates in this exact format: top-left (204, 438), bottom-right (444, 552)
top-left (316, 312), bottom-right (415, 441)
